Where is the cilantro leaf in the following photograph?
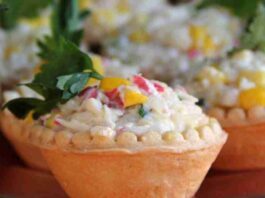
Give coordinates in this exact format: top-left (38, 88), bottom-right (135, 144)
top-left (240, 4), bottom-right (265, 52)
top-left (197, 0), bottom-right (264, 19)
top-left (0, 0), bottom-right (52, 30)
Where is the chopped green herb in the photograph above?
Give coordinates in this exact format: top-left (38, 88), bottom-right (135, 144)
top-left (197, 0), bottom-right (263, 19)
top-left (138, 105), bottom-right (148, 118)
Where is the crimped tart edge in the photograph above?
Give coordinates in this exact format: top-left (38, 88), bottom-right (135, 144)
top-left (208, 106), bottom-right (265, 127)
top-left (0, 111), bottom-right (227, 154)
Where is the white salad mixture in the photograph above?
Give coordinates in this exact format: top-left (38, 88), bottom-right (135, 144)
top-left (38, 75), bottom-right (209, 138)
top-left (187, 50), bottom-right (265, 110)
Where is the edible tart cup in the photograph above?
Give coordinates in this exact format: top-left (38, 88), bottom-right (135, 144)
top-left (31, 122), bottom-right (226, 198)
top-left (208, 107), bottom-right (265, 170)
top-left (0, 111), bottom-right (49, 171)
top-left (42, 145), bottom-right (223, 198)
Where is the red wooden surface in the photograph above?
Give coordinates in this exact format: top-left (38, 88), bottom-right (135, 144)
top-left (1, 134), bottom-right (265, 198)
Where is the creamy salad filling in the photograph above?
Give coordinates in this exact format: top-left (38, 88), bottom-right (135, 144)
top-left (3, 73), bottom-right (226, 150)
top-left (99, 4), bottom-right (242, 83)
top-left (29, 75), bottom-right (210, 139)
top-left (0, 10), bottom-right (50, 83)
top-left (187, 50), bottom-right (265, 112)
top-left (84, 0), bottom-right (164, 42)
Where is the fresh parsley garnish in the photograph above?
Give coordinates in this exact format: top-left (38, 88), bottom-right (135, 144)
top-left (197, 0), bottom-right (263, 19)
top-left (3, 37), bottom-right (102, 119)
top-left (138, 105), bottom-right (148, 118)
top-left (239, 3), bottom-right (265, 52)
top-left (51, 0), bottom-right (91, 45)
top-left (0, 0), bottom-right (52, 30)
top-left (2, 0), bottom-right (99, 119)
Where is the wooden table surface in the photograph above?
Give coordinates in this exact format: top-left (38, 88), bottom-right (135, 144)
top-left (1, 133), bottom-right (265, 198)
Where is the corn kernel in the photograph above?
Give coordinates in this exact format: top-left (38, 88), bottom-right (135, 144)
top-left (189, 25), bottom-right (207, 49)
top-left (197, 66), bottom-right (227, 84)
top-left (100, 77), bottom-right (130, 91)
top-left (239, 87), bottom-right (265, 110)
top-left (129, 30), bottom-right (150, 43)
top-left (123, 89), bottom-right (148, 107)
top-left (239, 70), bottom-right (265, 87)
top-left (117, 0), bottom-right (129, 13)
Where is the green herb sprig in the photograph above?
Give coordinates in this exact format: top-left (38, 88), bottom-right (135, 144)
top-left (51, 0), bottom-right (91, 45)
top-left (2, 0), bottom-right (100, 119)
top-left (3, 37), bottom-right (102, 119)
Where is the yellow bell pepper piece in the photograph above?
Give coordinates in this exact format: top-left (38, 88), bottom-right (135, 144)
top-left (203, 35), bottom-right (216, 56)
top-left (189, 25), bottom-right (207, 49)
top-left (239, 87), bottom-right (265, 109)
top-left (123, 89), bottom-right (148, 108)
top-left (100, 77), bottom-right (131, 91)
top-left (25, 111), bottom-right (34, 124)
top-left (85, 55), bottom-right (105, 86)
top-left (239, 70), bottom-right (265, 87)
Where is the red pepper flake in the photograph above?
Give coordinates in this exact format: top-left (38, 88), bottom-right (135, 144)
top-left (105, 88), bottom-right (124, 108)
top-left (133, 75), bottom-right (150, 93)
top-left (153, 82), bottom-right (165, 93)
